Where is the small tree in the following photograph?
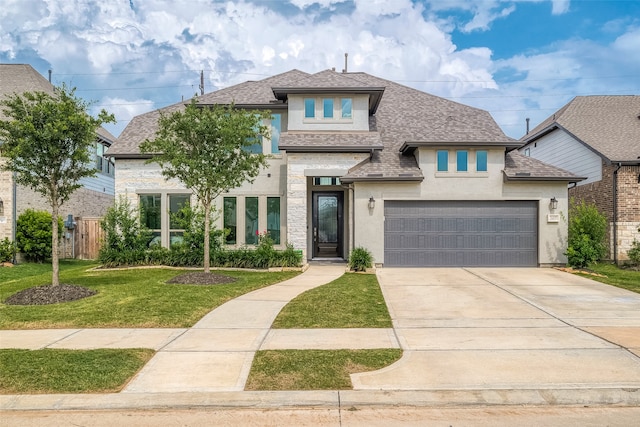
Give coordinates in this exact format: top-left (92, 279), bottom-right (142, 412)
top-left (0, 85), bottom-right (115, 285)
top-left (140, 100), bottom-right (270, 273)
top-left (566, 199), bottom-right (607, 268)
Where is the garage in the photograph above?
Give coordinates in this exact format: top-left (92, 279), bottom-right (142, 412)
top-left (384, 200), bottom-right (538, 267)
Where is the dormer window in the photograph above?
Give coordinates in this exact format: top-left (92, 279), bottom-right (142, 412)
top-left (341, 98), bottom-right (352, 118)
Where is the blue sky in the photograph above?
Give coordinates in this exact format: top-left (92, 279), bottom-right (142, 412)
top-left (1, 0), bottom-right (639, 139)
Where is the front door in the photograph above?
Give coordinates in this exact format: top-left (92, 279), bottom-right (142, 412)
top-left (312, 192), bottom-right (343, 258)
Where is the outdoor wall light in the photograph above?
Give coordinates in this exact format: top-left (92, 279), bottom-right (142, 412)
top-left (549, 197), bottom-right (558, 211)
top-left (0, 198), bottom-right (4, 216)
top-left (368, 196), bottom-right (375, 210)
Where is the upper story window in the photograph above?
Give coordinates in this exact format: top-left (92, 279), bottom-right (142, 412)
top-left (341, 98), bottom-right (352, 118)
top-left (524, 147), bottom-right (530, 157)
top-left (304, 98), bottom-right (315, 118)
top-left (323, 98), bottom-right (334, 118)
top-left (456, 150), bottom-right (468, 172)
top-left (437, 150), bottom-right (448, 172)
top-left (95, 142), bottom-right (114, 176)
top-left (270, 113), bottom-right (281, 154)
top-left (476, 150), bottom-right (488, 172)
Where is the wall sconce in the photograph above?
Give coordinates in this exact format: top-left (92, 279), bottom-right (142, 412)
top-left (549, 197), bottom-right (558, 211)
top-left (368, 196), bottom-right (375, 210)
top-left (0, 198), bottom-right (4, 216)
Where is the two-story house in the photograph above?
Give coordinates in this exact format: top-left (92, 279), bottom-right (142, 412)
top-left (520, 96), bottom-right (640, 263)
top-left (0, 64), bottom-right (116, 256)
top-left (107, 69), bottom-right (583, 267)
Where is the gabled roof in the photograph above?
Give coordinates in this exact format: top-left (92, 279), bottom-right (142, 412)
top-left (0, 63), bottom-right (116, 145)
top-left (522, 95), bottom-right (640, 163)
top-left (503, 151), bottom-right (586, 182)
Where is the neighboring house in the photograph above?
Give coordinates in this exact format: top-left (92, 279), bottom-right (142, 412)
top-left (0, 64), bottom-right (116, 250)
top-left (107, 69), bottom-right (583, 267)
top-left (519, 96), bottom-right (640, 263)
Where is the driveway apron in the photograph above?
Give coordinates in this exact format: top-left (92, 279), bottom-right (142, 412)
top-left (352, 268), bottom-right (640, 390)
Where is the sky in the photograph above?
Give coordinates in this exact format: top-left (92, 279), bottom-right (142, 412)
top-left (1, 0), bottom-right (639, 139)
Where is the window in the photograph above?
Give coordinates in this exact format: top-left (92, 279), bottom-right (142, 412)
top-left (224, 197), bottom-right (237, 244)
top-left (304, 98), bottom-right (315, 118)
top-left (524, 148), bottom-right (530, 157)
top-left (323, 98), bottom-right (334, 118)
top-left (456, 150), bottom-right (468, 172)
top-left (341, 98), bottom-right (352, 118)
top-left (270, 113), bottom-right (281, 154)
top-left (169, 194), bottom-right (190, 246)
top-left (437, 150), bottom-right (448, 172)
top-left (313, 177), bottom-right (341, 186)
top-left (476, 150), bottom-right (488, 172)
top-left (267, 197), bottom-right (281, 244)
top-left (140, 194), bottom-right (161, 245)
top-left (245, 197), bottom-right (259, 245)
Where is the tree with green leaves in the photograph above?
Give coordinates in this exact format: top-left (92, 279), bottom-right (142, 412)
top-left (0, 84), bottom-right (115, 285)
top-left (140, 100), bottom-right (271, 273)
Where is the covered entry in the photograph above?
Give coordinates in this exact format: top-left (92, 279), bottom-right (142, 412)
top-left (384, 200), bottom-right (538, 267)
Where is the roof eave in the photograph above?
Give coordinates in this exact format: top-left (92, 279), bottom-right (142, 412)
top-left (340, 175), bottom-right (424, 183)
top-left (280, 145), bottom-right (384, 153)
top-left (400, 140), bottom-right (521, 154)
top-left (502, 171), bottom-right (587, 182)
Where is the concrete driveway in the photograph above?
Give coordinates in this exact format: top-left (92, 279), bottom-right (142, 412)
top-left (352, 268), bottom-right (640, 391)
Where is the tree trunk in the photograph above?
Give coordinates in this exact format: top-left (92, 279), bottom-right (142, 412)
top-left (203, 201), bottom-right (211, 274)
top-left (51, 201), bottom-right (60, 286)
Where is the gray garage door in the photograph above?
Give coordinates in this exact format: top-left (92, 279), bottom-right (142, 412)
top-left (384, 200), bottom-right (538, 267)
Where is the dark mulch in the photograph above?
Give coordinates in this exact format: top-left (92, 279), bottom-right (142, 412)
top-left (167, 272), bottom-right (237, 285)
top-left (5, 284), bottom-right (97, 306)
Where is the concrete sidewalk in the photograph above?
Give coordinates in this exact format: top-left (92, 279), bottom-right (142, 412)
top-left (3, 266), bottom-right (640, 411)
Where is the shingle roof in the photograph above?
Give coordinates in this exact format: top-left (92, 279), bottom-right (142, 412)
top-left (0, 63), bottom-right (115, 144)
top-left (522, 95), bottom-right (640, 163)
top-left (110, 69), bottom-right (549, 181)
top-left (503, 151), bottom-right (586, 182)
top-left (279, 131), bottom-right (383, 152)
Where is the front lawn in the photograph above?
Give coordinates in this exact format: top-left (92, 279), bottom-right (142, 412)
top-left (271, 273), bottom-right (392, 328)
top-left (578, 263), bottom-right (640, 294)
top-left (0, 260), bottom-right (299, 329)
top-left (245, 349), bottom-right (403, 390)
top-left (0, 348), bottom-right (154, 394)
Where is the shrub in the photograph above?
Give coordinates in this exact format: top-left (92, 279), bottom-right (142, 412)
top-left (168, 204), bottom-right (223, 266)
top-left (99, 196), bottom-right (153, 267)
top-left (0, 238), bottom-right (16, 263)
top-left (16, 209), bottom-right (63, 262)
top-left (348, 247), bottom-right (373, 271)
top-left (628, 226), bottom-right (640, 266)
top-left (565, 200), bottom-right (607, 268)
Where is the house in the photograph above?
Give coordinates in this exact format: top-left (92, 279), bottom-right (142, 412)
top-left (0, 64), bottom-right (116, 255)
top-left (519, 96), bottom-right (640, 263)
top-left (107, 69), bottom-right (583, 267)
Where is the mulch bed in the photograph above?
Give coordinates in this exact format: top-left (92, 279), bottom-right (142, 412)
top-left (166, 272), bottom-right (237, 285)
top-left (5, 284), bottom-right (97, 305)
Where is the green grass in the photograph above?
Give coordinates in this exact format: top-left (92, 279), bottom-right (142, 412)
top-left (0, 348), bottom-right (154, 394)
top-left (271, 273), bottom-right (392, 328)
top-left (245, 349), bottom-right (403, 390)
top-left (0, 260), bottom-right (299, 329)
top-left (577, 262), bottom-right (640, 294)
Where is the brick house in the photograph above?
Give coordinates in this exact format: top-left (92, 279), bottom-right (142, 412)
top-left (519, 96), bottom-right (640, 263)
top-left (108, 69), bottom-right (583, 267)
top-left (0, 64), bottom-right (116, 255)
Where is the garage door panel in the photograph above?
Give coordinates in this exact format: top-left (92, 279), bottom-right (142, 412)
top-left (384, 201), bottom-right (538, 267)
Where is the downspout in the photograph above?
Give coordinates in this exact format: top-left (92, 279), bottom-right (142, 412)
top-left (613, 163), bottom-right (621, 264)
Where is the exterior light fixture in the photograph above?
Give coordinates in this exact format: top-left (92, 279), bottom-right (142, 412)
top-left (368, 196), bottom-right (375, 210)
top-left (549, 197), bottom-right (558, 211)
top-left (0, 198), bottom-right (3, 216)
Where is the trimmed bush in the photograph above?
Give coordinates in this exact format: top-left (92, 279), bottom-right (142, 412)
top-left (628, 226), bottom-right (640, 266)
top-left (0, 238), bottom-right (16, 263)
top-left (16, 209), bottom-right (63, 262)
top-left (566, 200), bottom-right (607, 268)
top-left (348, 247), bottom-right (373, 272)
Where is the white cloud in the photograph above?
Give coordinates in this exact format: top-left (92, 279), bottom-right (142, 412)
top-left (551, 0), bottom-right (570, 15)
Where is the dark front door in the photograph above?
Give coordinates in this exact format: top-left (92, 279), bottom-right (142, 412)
top-left (312, 192), bottom-right (343, 258)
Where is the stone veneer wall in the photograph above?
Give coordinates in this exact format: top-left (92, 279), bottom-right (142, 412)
top-left (286, 152), bottom-right (368, 261)
top-left (569, 163), bottom-right (640, 262)
top-left (0, 167), bottom-right (14, 240)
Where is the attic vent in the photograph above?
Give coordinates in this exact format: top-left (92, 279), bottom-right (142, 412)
top-left (399, 173), bottom-right (414, 177)
top-left (367, 173), bottom-right (383, 177)
top-left (515, 172), bottom-right (531, 177)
